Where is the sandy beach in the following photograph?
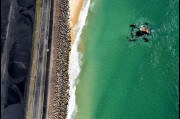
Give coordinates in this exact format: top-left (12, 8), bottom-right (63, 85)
top-left (68, 0), bottom-right (91, 118)
top-left (69, 0), bottom-right (84, 46)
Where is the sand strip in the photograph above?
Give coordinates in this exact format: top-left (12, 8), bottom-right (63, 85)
top-left (67, 0), bottom-right (91, 118)
top-left (69, 0), bottom-right (84, 46)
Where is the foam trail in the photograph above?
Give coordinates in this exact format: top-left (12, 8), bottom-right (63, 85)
top-left (67, 0), bottom-right (91, 119)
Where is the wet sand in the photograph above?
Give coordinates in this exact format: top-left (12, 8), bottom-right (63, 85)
top-left (69, 0), bottom-right (84, 46)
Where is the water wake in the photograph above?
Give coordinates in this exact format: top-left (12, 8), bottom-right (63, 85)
top-left (67, 0), bottom-right (91, 119)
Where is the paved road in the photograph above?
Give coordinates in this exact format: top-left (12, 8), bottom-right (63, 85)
top-left (31, 0), bottom-right (52, 118)
top-left (1, 0), bottom-right (16, 115)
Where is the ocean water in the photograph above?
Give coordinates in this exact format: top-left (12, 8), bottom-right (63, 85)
top-left (73, 0), bottom-right (179, 119)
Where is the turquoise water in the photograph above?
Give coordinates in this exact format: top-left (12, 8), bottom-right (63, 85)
top-left (75, 0), bottom-right (179, 119)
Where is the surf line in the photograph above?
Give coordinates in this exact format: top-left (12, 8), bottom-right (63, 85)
top-left (67, 0), bottom-right (91, 119)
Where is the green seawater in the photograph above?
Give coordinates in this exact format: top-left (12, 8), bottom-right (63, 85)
top-left (75, 0), bottom-right (179, 119)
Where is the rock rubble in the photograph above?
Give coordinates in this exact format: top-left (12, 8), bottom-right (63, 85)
top-left (52, 0), bottom-right (71, 118)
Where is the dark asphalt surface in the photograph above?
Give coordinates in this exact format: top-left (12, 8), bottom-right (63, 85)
top-left (1, 0), bottom-right (35, 118)
top-left (1, 0), bottom-right (54, 118)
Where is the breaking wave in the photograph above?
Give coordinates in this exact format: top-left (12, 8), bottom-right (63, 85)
top-left (67, 0), bottom-right (91, 119)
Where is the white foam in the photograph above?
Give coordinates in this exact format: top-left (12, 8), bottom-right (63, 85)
top-left (67, 0), bottom-right (91, 119)
top-left (89, 0), bottom-right (95, 11)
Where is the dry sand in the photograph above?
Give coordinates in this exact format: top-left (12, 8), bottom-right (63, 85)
top-left (69, 0), bottom-right (84, 46)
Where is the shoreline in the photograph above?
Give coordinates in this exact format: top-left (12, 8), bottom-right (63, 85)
top-left (67, 0), bottom-right (84, 118)
top-left (68, 0), bottom-right (91, 118)
top-left (69, 0), bottom-right (84, 46)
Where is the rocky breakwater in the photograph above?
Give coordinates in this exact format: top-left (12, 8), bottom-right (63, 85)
top-left (51, 0), bottom-right (71, 118)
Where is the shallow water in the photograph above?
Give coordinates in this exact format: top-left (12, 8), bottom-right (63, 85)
top-left (75, 0), bottom-right (179, 119)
